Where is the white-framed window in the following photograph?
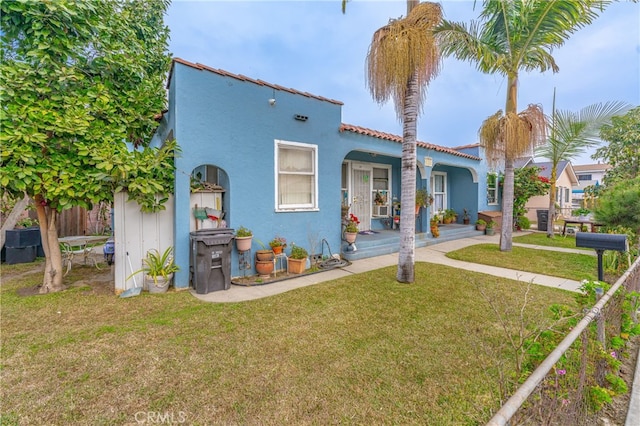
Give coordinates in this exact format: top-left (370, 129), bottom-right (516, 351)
top-left (275, 139), bottom-right (318, 211)
top-left (487, 173), bottom-right (499, 205)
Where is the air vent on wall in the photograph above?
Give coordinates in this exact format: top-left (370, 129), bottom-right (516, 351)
top-left (294, 114), bottom-right (308, 121)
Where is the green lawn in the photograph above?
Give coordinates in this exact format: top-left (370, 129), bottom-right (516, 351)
top-left (1, 262), bottom-right (576, 425)
top-left (446, 243), bottom-right (597, 281)
top-left (513, 232), bottom-right (591, 250)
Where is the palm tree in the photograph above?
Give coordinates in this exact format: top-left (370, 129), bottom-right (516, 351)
top-left (436, 0), bottom-right (611, 251)
top-left (536, 96), bottom-right (630, 238)
top-left (344, 0), bottom-right (441, 282)
top-left (365, 1), bottom-right (442, 283)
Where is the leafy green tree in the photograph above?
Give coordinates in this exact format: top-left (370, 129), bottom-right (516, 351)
top-left (595, 177), bottom-right (640, 237)
top-left (436, 0), bottom-right (611, 252)
top-left (0, 0), bottom-right (175, 293)
top-left (537, 98), bottom-right (630, 237)
top-left (513, 166), bottom-right (550, 223)
top-left (594, 106), bottom-right (640, 185)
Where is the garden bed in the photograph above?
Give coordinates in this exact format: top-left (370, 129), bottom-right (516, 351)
top-left (232, 258), bottom-right (351, 286)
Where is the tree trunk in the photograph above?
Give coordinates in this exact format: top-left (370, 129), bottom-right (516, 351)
top-left (500, 157), bottom-right (514, 252)
top-left (0, 194), bottom-right (30, 249)
top-left (547, 165), bottom-right (558, 238)
top-left (397, 71), bottom-right (419, 283)
top-left (34, 195), bottom-right (65, 293)
top-left (500, 74), bottom-right (518, 252)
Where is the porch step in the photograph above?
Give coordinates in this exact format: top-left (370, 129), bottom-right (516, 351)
top-left (341, 225), bottom-right (484, 262)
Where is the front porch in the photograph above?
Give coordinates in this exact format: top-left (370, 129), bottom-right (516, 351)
top-left (341, 224), bottom-right (484, 261)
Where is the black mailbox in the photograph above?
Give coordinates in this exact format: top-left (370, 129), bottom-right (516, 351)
top-left (576, 232), bottom-right (628, 281)
top-left (576, 232), bottom-right (628, 252)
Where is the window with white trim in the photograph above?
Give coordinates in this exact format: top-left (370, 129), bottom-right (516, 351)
top-left (487, 173), bottom-right (499, 205)
top-left (275, 140), bottom-right (318, 211)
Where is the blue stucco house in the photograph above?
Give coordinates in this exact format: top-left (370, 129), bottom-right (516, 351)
top-left (150, 58), bottom-right (499, 289)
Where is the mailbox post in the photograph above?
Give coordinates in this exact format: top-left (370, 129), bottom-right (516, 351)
top-left (575, 232), bottom-right (628, 281)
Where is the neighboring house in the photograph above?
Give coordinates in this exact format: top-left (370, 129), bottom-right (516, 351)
top-left (571, 163), bottom-right (611, 209)
top-left (145, 58), bottom-right (499, 289)
top-left (519, 159), bottom-right (579, 222)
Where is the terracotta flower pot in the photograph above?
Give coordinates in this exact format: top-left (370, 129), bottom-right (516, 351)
top-left (255, 260), bottom-right (274, 277)
top-left (344, 232), bottom-right (357, 244)
top-left (272, 245), bottom-right (283, 255)
top-left (256, 250), bottom-right (274, 261)
top-left (288, 257), bottom-right (306, 274)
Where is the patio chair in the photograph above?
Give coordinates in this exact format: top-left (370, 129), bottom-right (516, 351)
top-left (60, 242), bottom-right (101, 276)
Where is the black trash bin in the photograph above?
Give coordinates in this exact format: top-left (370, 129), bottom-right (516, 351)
top-left (536, 209), bottom-right (549, 232)
top-left (190, 228), bottom-right (235, 294)
top-left (4, 227), bottom-right (40, 264)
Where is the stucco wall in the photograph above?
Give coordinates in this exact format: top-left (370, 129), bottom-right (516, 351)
top-left (159, 61), bottom-right (490, 288)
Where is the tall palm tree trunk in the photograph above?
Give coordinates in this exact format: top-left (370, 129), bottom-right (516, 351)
top-left (499, 75), bottom-right (518, 252)
top-left (397, 71), bottom-right (419, 283)
top-left (500, 158), bottom-right (514, 251)
top-left (547, 168), bottom-right (558, 238)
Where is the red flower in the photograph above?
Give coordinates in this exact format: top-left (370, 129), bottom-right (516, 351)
top-left (349, 213), bottom-right (360, 225)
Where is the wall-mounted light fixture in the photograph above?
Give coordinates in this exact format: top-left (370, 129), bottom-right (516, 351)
top-left (268, 88), bottom-right (276, 106)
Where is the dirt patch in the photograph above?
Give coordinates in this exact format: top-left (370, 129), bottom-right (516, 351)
top-left (4, 255), bottom-right (115, 296)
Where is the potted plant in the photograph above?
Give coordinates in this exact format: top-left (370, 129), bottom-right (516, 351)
top-left (269, 236), bottom-right (287, 255)
top-left (415, 188), bottom-right (433, 214)
top-left (128, 247), bottom-right (180, 293)
top-left (485, 220), bottom-right (497, 236)
top-left (443, 208), bottom-right (457, 224)
top-left (430, 217), bottom-right (440, 238)
top-left (476, 219), bottom-right (487, 232)
top-left (344, 213), bottom-right (360, 243)
top-left (288, 244), bottom-right (308, 274)
top-left (254, 239), bottom-right (275, 262)
top-left (573, 207), bottom-right (591, 221)
top-left (235, 226), bottom-right (252, 252)
top-left (462, 208), bottom-right (471, 225)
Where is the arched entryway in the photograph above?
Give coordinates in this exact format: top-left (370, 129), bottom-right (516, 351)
top-left (189, 164), bottom-right (230, 231)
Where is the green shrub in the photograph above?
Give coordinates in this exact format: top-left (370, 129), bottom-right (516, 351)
top-left (517, 215), bottom-right (531, 230)
top-left (605, 373), bottom-right (628, 395)
top-left (588, 386), bottom-right (613, 411)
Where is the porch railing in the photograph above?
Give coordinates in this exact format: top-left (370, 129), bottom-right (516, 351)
top-left (486, 254), bottom-right (640, 426)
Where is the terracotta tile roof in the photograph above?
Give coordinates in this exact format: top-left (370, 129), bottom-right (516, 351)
top-left (339, 124), bottom-right (481, 161)
top-left (170, 58), bottom-right (344, 106)
top-left (452, 143), bottom-right (480, 150)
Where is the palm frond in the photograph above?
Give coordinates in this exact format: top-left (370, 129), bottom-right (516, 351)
top-left (438, 0), bottom-right (611, 77)
top-left (537, 101), bottom-right (632, 161)
top-left (479, 110), bottom-right (505, 167)
top-left (480, 104), bottom-right (546, 165)
top-left (366, 2), bottom-right (442, 120)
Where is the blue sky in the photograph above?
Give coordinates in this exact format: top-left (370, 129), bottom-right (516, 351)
top-left (166, 0), bottom-right (640, 164)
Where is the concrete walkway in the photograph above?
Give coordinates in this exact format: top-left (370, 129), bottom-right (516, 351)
top-left (191, 233), bottom-right (583, 303)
